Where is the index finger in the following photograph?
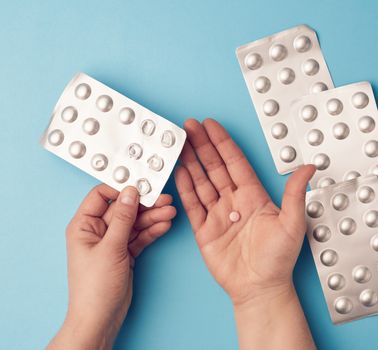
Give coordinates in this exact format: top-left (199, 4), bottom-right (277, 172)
top-left (75, 184), bottom-right (120, 218)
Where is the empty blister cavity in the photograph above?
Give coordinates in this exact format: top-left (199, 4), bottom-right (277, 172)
top-left (128, 143), bottom-right (143, 160)
top-left (364, 140), bottom-right (378, 158)
top-left (82, 118), bottom-right (100, 135)
top-left (306, 200), bottom-right (324, 218)
top-left (75, 83), bottom-right (91, 100)
top-left (141, 119), bottom-right (156, 136)
top-left (136, 178), bottom-right (151, 195)
top-left (370, 234), bottom-right (378, 252)
top-left (359, 289), bottom-right (378, 307)
top-left (332, 193), bottom-right (349, 211)
top-left (313, 224), bottom-right (331, 242)
top-left (48, 129), bottom-right (64, 146)
top-left (364, 210), bottom-right (378, 227)
top-left (352, 92), bottom-right (369, 109)
top-left (327, 273), bottom-right (345, 290)
top-left (353, 265), bottom-right (371, 283)
top-left (236, 25), bottom-right (334, 174)
top-left (358, 116), bottom-right (375, 133)
top-left (312, 153), bottom-right (330, 170)
top-left (69, 141), bottom-right (86, 159)
top-left (317, 177), bottom-right (335, 188)
top-left (96, 95), bottom-right (113, 112)
top-left (327, 98), bottom-right (343, 116)
top-left (357, 186), bottom-right (375, 203)
top-left (41, 73), bottom-right (186, 207)
top-left (113, 166), bottom-right (130, 183)
top-left (369, 165), bottom-right (378, 176)
top-left (343, 170), bottom-right (361, 181)
top-left (271, 123), bottom-right (288, 139)
top-left (119, 107), bottom-right (135, 124)
top-left (338, 217), bottom-right (356, 235)
top-left (301, 105), bottom-right (318, 122)
top-left (147, 154), bottom-right (164, 172)
top-left (307, 129), bottom-right (324, 146)
top-left (320, 249), bottom-right (338, 266)
top-left (91, 154), bottom-right (108, 171)
top-left (334, 297), bottom-right (353, 314)
top-left (333, 122), bottom-right (349, 140)
top-left (61, 106), bottom-right (78, 123)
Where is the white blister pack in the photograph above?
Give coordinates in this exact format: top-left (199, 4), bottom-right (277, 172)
top-left (291, 82), bottom-right (378, 189)
top-left (236, 25), bottom-right (334, 174)
top-left (41, 73), bottom-right (186, 207)
top-left (305, 175), bottom-right (378, 324)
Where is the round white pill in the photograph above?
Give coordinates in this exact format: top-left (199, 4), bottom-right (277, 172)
top-left (327, 98), bottom-right (343, 116)
top-left (271, 123), bottom-right (288, 139)
top-left (364, 140), bottom-right (378, 157)
top-left (119, 107), bottom-right (135, 124)
top-left (359, 289), bottom-right (378, 307)
top-left (313, 225), bottom-right (331, 242)
top-left (269, 44), bottom-right (287, 61)
top-left (327, 273), bottom-right (345, 291)
top-left (310, 82), bottom-right (328, 94)
top-left (353, 265), bottom-right (371, 283)
top-left (343, 170), bottom-right (361, 181)
top-left (91, 154), bottom-right (108, 171)
top-left (161, 130), bottom-right (176, 148)
top-left (294, 35), bottom-right (311, 52)
top-left (320, 249), bottom-right (338, 266)
top-left (128, 143), bottom-right (143, 160)
top-left (82, 118), bottom-right (100, 135)
top-left (338, 217), bottom-right (356, 235)
top-left (358, 116), bottom-right (375, 133)
top-left (141, 119), bottom-right (156, 136)
top-left (263, 99), bottom-right (279, 116)
top-left (245, 53), bottom-right (262, 70)
top-left (69, 141), bottom-right (86, 159)
top-left (334, 297), bottom-right (353, 314)
top-left (333, 122), bottom-right (350, 140)
top-left (312, 153), bottom-right (330, 170)
top-left (306, 201), bottom-right (324, 218)
top-left (61, 106), bottom-right (78, 123)
top-left (364, 210), bottom-right (378, 227)
top-left (75, 83), bottom-right (91, 100)
top-left (279, 146), bottom-right (296, 163)
top-left (96, 95), bottom-right (113, 112)
top-left (307, 129), bottom-right (324, 146)
top-left (370, 234), bottom-right (378, 252)
top-left (136, 178), bottom-right (152, 195)
top-left (254, 76), bottom-right (271, 93)
top-left (278, 68), bottom-right (295, 85)
top-left (357, 186), bottom-right (375, 203)
top-left (48, 129), bottom-right (64, 146)
top-left (302, 59), bottom-right (319, 76)
top-left (301, 105), bottom-right (318, 122)
top-left (352, 92), bottom-right (369, 109)
top-left (147, 154), bottom-right (164, 172)
top-left (317, 177), bottom-right (335, 188)
top-left (332, 193), bottom-right (349, 211)
top-left (229, 211), bottom-right (241, 222)
top-left (113, 166), bottom-right (130, 183)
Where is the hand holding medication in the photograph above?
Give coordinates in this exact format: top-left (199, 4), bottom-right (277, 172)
top-left (175, 119), bottom-right (316, 349)
top-left (47, 185), bottom-right (176, 350)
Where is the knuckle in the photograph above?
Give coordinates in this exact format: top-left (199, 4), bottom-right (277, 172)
top-left (113, 209), bottom-right (134, 224)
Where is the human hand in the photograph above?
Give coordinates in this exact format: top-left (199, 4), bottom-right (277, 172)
top-left (48, 185), bottom-right (176, 350)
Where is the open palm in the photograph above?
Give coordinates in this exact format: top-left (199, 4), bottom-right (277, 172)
top-left (175, 119), bottom-right (315, 306)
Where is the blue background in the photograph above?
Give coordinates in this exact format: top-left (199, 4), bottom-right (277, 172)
top-left (0, 0), bottom-right (377, 349)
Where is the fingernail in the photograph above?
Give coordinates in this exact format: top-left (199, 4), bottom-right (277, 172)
top-left (121, 187), bottom-right (138, 205)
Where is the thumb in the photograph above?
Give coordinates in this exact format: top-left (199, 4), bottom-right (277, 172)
top-left (104, 186), bottom-right (140, 249)
top-left (280, 164), bottom-right (316, 235)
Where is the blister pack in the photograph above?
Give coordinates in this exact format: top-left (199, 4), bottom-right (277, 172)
top-left (236, 25), bottom-right (334, 174)
top-left (41, 73), bottom-right (186, 207)
top-left (291, 82), bottom-right (378, 189)
top-left (305, 174), bottom-right (378, 324)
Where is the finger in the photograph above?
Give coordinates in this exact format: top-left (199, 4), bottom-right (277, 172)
top-left (175, 166), bottom-right (206, 231)
top-left (134, 205), bottom-right (177, 230)
top-left (75, 184), bottom-right (119, 218)
top-left (103, 193), bottom-right (173, 226)
top-left (280, 164), bottom-right (316, 236)
top-left (129, 221), bottom-right (172, 258)
top-left (104, 186), bottom-right (140, 249)
top-left (180, 142), bottom-right (219, 209)
top-left (202, 118), bottom-right (262, 188)
top-left (184, 118), bottom-right (235, 194)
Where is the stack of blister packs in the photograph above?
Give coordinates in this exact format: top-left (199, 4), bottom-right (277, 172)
top-left (236, 25), bottom-right (378, 324)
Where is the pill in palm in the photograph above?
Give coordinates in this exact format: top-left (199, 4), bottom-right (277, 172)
top-left (229, 211), bottom-right (241, 222)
